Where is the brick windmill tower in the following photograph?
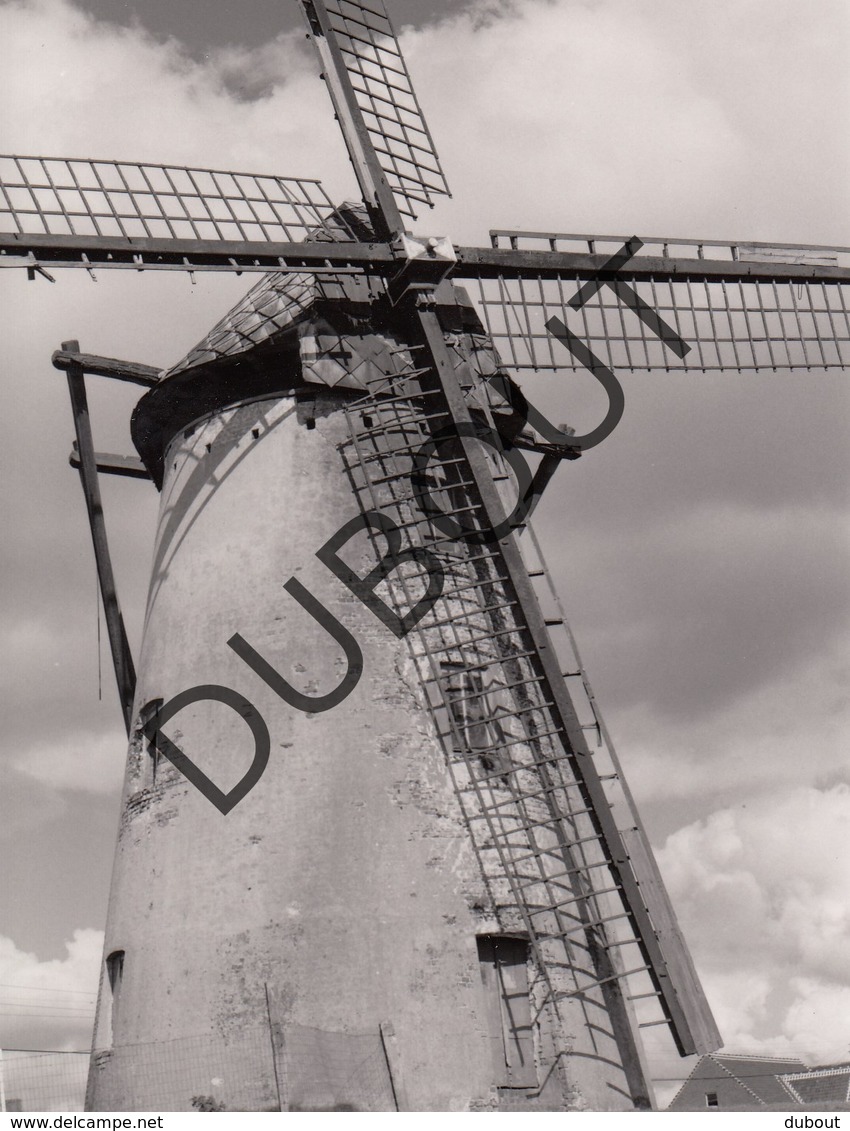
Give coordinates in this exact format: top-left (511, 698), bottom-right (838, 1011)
top-left (4, 0), bottom-right (848, 1113)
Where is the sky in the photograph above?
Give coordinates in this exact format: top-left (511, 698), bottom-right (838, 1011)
top-left (0, 0), bottom-right (848, 1108)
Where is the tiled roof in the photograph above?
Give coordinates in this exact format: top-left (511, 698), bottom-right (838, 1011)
top-left (781, 1068), bottom-right (850, 1105)
top-left (165, 203), bottom-right (375, 379)
top-left (167, 271), bottom-right (323, 376)
top-left (719, 1055), bottom-right (806, 1075)
top-left (668, 1054), bottom-right (807, 1111)
top-left (717, 1056), bottom-right (808, 1105)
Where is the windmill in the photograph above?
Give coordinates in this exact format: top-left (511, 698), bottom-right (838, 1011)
top-left (2, 0), bottom-right (847, 1113)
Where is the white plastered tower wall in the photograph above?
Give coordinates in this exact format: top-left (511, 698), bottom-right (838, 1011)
top-left (86, 279), bottom-right (653, 1112)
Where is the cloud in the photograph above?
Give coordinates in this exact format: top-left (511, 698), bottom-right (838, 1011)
top-left (531, 490), bottom-right (850, 840)
top-left (6, 0), bottom-right (844, 243)
top-left (565, 501), bottom-right (850, 717)
top-left (0, 928), bottom-right (101, 1051)
top-left (783, 980), bottom-right (850, 1061)
top-left (657, 784), bottom-right (850, 1062)
top-left (403, 0), bottom-right (848, 245)
top-left (11, 728), bottom-right (126, 795)
top-left (0, 0), bottom-right (351, 194)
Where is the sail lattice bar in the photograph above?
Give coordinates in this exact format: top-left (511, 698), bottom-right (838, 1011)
top-left (0, 156), bottom-right (342, 244)
top-left (320, 0), bottom-right (451, 219)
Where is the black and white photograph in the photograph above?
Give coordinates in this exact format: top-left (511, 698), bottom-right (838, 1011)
top-left (0, 0), bottom-right (848, 1117)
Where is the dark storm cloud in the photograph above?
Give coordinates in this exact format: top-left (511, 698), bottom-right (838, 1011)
top-left (528, 365), bottom-right (849, 720)
top-left (72, 0), bottom-right (471, 56)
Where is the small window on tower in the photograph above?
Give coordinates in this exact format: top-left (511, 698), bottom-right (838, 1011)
top-left (140, 699), bottom-right (164, 781)
top-left (705, 1092), bottom-right (719, 1108)
top-left (106, 950), bottom-right (125, 1039)
top-left (477, 935), bottom-right (537, 1088)
top-left (441, 663), bottom-right (510, 780)
top-left (442, 662), bottom-right (489, 752)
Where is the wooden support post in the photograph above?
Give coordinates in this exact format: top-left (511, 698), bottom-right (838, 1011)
top-left (69, 443), bottom-right (151, 480)
top-left (264, 983), bottom-right (285, 1113)
top-left (62, 340), bottom-right (136, 734)
top-left (52, 348), bottom-right (161, 387)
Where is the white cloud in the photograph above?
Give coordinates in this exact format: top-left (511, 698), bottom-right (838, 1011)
top-left (782, 980), bottom-right (850, 1061)
top-left (0, 0), bottom-right (353, 196)
top-left (657, 784), bottom-right (850, 1063)
top-left (401, 0), bottom-right (848, 245)
top-left (0, 928), bottom-right (102, 1051)
top-left (12, 728), bottom-right (126, 794)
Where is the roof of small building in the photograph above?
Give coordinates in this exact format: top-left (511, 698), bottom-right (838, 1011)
top-left (780, 1067), bottom-right (850, 1106)
top-left (668, 1054), bottom-right (807, 1110)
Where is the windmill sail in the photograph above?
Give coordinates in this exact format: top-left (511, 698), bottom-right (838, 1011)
top-left (465, 231), bottom-right (850, 372)
top-left (0, 156), bottom-right (343, 242)
top-left (300, 0), bottom-right (450, 222)
top-left (322, 286), bottom-right (721, 1060)
top-left (0, 155), bottom-right (349, 272)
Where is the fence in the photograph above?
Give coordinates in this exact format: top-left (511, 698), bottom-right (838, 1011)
top-left (2, 1019), bottom-right (399, 1112)
top-left (0, 1050), bottom-right (89, 1112)
top-left (85, 1020), bottom-right (397, 1113)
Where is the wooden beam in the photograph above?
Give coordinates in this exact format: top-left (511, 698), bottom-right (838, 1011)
top-left (0, 231), bottom-right (394, 272)
top-left (453, 246), bottom-right (850, 285)
top-left (53, 349), bottom-right (160, 387)
top-left (6, 229), bottom-right (848, 287)
top-left (63, 340), bottom-right (137, 734)
top-left (489, 228), bottom-right (848, 258)
top-left (378, 1022), bottom-right (405, 1111)
top-left (622, 829), bottom-right (722, 1054)
top-left (69, 444), bottom-right (151, 480)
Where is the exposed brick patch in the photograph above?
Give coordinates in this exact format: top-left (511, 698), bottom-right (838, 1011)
top-left (91, 1050), bottom-right (113, 1072)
